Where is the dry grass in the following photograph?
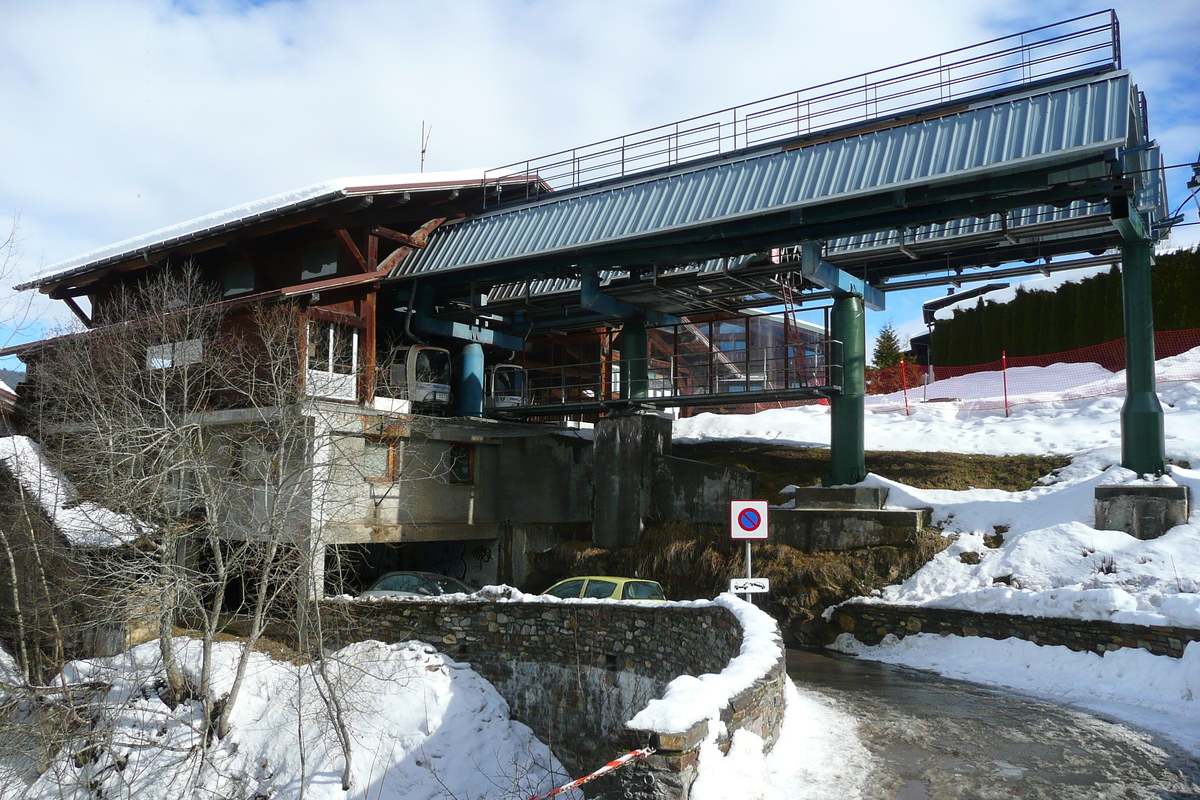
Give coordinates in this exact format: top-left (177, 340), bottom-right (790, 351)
top-left (530, 521), bottom-right (948, 646)
top-left (533, 444), bottom-right (1065, 645)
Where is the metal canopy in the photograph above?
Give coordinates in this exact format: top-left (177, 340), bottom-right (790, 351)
top-left (380, 13), bottom-right (1176, 336)
top-left (394, 69), bottom-right (1136, 283)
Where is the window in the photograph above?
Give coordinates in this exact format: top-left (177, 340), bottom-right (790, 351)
top-left (364, 438), bottom-right (400, 482)
top-left (301, 242), bottom-right (339, 281)
top-left (439, 443), bottom-right (473, 484)
top-left (307, 321), bottom-right (357, 375)
top-left (231, 438), bottom-right (279, 484)
top-left (146, 339), bottom-right (203, 370)
top-left (223, 260), bottom-right (255, 296)
top-left (544, 579), bottom-right (585, 599)
top-left (622, 581), bottom-right (665, 600)
top-left (583, 579), bottom-right (618, 599)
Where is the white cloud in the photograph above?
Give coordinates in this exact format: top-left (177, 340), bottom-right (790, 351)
top-left (1, 0), bottom-right (1196, 329)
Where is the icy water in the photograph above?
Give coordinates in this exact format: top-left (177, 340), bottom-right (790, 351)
top-left (787, 649), bottom-right (1200, 799)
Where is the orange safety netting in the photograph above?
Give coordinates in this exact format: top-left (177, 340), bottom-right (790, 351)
top-left (866, 328), bottom-right (1200, 414)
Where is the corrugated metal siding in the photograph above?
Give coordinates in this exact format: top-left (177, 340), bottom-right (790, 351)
top-left (826, 200), bottom-right (1108, 255)
top-left (396, 73), bottom-right (1132, 278)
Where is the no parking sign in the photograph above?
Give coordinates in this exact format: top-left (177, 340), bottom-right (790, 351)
top-left (730, 500), bottom-right (769, 540)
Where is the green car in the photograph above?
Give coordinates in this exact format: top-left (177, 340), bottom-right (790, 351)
top-left (542, 576), bottom-right (666, 601)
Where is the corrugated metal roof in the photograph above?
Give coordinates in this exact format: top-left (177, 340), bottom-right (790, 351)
top-left (395, 72), bottom-right (1134, 280)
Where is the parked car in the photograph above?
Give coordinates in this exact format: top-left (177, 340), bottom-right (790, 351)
top-left (360, 571), bottom-right (474, 599)
top-left (542, 576), bottom-right (666, 601)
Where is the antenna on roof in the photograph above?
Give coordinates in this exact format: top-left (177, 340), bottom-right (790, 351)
top-left (420, 121), bottom-right (432, 173)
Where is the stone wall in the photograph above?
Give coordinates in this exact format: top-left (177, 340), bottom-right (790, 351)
top-left (321, 597), bottom-right (786, 800)
top-left (833, 601), bottom-right (1200, 658)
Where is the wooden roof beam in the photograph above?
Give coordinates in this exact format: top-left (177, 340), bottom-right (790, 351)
top-left (373, 217), bottom-right (447, 249)
top-left (334, 229), bottom-right (369, 272)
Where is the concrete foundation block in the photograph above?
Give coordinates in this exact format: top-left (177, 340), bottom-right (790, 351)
top-left (1094, 485), bottom-right (1189, 540)
top-left (788, 486), bottom-right (889, 509)
top-left (593, 412), bottom-right (673, 548)
top-left (769, 507), bottom-right (930, 553)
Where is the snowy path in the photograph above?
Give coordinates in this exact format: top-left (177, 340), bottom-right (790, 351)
top-left (786, 649), bottom-right (1200, 800)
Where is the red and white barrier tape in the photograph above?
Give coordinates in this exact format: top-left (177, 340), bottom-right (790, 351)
top-left (527, 747), bottom-right (656, 800)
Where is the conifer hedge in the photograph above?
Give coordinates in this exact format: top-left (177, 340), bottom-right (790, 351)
top-left (930, 248), bottom-right (1200, 366)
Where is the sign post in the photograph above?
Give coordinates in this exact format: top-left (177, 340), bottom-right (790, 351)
top-left (730, 500), bottom-right (769, 601)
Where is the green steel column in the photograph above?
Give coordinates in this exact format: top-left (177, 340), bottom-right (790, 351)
top-left (828, 293), bottom-right (866, 485)
top-left (1120, 238), bottom-right (1166, 474)
top-left (618, 318), bottom-right (649, 400)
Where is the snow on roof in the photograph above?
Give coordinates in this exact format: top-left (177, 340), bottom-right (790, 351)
top-left (21, 169), bottom-right (498, 291)
top-left (0, 435), bottom-right (144, 548)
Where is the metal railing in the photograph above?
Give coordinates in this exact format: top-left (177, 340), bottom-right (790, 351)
top-left (484, 11), bottom-right (1119, 205)
top-left (519, 341), bottom-right (835, 408)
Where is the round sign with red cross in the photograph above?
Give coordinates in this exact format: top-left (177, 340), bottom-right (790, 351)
top-left (730, 500), bottom-right (769, 540)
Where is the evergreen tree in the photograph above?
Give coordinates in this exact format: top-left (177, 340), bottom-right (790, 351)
top-left (872, 321), bottom-right (903, 369)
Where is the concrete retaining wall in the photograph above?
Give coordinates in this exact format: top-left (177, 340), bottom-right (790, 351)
top-left (833, 601), bottom-right (1200, 658)
top-left (321, 597), bottom-right (786, 800)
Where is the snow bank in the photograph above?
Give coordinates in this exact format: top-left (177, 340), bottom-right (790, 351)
top-left (841, 460), bottom-right (1200, 629)
top-left (690, 680), bottom-right (874, 800)
top-left (0, 435), bottom-right (143, 547)
top-left (675, 378), bottom-right (1200, 460)
top-left (832, 633), bottom-right (1200, 756)
top-left (627, 593), bottom-right (783, 734)
top-left (24, 637), bottom-right (575, 800)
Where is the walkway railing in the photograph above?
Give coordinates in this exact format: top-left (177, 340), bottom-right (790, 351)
top-left (517, 341), bottom-right (834, 410)
top-left (484, 11), bottom-right (1119, 205)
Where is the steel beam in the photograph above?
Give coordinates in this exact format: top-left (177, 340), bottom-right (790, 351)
top-left (412, 317), bottom-right (525, 350)
top-left (827, 293), bottom-right (866, 486)
top-left (800, 242), bottom-right (885, 310)
top-left (581, 268), bottom-right (682, 326)
top-left (1119, 235), bottom-right (1166, 474)
top-left (617, 317), bottom-right (649, 399)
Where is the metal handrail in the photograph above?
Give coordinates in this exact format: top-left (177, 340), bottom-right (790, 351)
top-left (518, 340), bottom-right (835, 407)
top-left (483, 11), bottom-right (1118, 205)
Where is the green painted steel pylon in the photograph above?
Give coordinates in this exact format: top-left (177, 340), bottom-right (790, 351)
top-left (1120, 238), bottom-right (1166, 475)
top-left (827, 293), bottom-right (866, 485)
top-left (618, 317), bottom-right (649, 400)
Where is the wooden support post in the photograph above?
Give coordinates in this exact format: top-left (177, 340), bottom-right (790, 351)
top-left (361, 290), bottom-right (377, 403)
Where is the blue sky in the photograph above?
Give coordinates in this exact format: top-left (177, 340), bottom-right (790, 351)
top-left (1, 0), bottom-right (1197, 362)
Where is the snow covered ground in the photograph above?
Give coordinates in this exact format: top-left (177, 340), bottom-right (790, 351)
top-left (675, 361), bottom-right (1200, 756)
top-left (10, 637), bottom-right (575, 800)
top-left (2, 592), bottom-right (868, 800)
top-left (0, 435), bottom-right (143, 547)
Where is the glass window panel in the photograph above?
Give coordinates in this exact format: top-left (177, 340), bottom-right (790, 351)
top-left (545, 579), bottom-right (585, 598)
top-left (301, 242), bottom-right (339, 281)
top-left (308, 322), bottom-right (330, 371)
top-left (584, 580), bottom-right (618, 599)
top-left (224, 261), bottom-right (255, 296)
top-left (622, 581), bottom-right (665, 600)
top-left (332, 325), bottom-right (355, 375)
top-left (363, 441), bottom-right (392, 481)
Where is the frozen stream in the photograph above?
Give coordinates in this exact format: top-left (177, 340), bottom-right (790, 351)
top-left (786, 649), bottom-right (1200, 799)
